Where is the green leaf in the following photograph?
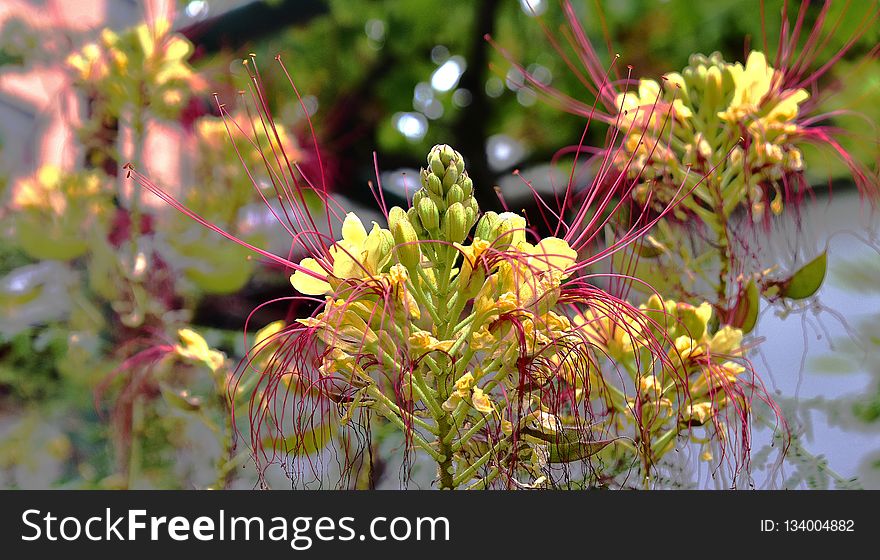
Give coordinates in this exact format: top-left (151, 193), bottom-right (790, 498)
top-left (730, 280), bottom-right (760, 334)
top-left (781, 252), bottom-right (827, 300)
top-left (159, 383), bottom-right (202, 412)
top-left (183, 244), bottom-right (256, 295)
top-left (635, 234), bottom-right (668, 258)
top-left (809, 354), bottom-right (856, 375)
top-left (521, 427), bottom-right (615, 463)
top-left (15, 216), bottom-right (89, 261)
top-left (263, 422), bottom-right (334, 457)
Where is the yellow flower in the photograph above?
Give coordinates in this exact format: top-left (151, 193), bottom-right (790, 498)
top-left (674, 301), bottom-right (713, 340)
top-left (521, 237), bottom-right (578, 277)
top-left (290, 258), bottom-right (332, 295)
top-left (408, 331), bottom-right (453, 354)
top-left (470, 327), bottom-right (497, 351)
top-left (441, 372), bottom-right (479, 412)
top-left (67, 42), bottom-right (108, 81)
top-left (673, 335), bottom-right (704, 361)
top-left (495, 291), bottom-right (519, 313)
top-left (720, 361), bottom-right (746, 382)
top-left (290, 213), bottom-right (393, 295)
top-left (471, 387), bottom-right (494, 414)
top-left (709, 325), bottom-right (743, 355)
top-left (639, 375), bottom-right (663, 398)
top-left (388, 263), bottom-right (408, 285)
top-left (685, 402), bottom-right (714, 425)
top-left (454, 372), bottom-right (476, 397)
top-left (574, 306), bottom-right (640, 359)
top-left (297, 298), bottom-right (379, 351)
top-left (175, 328), bottom-right (225, 372)
top-left (616, 79), bottom-right (661, 122)
top-left (719, 51), bottom-right (808, 127)
top-left (542, 311), bottom-right (572, 333)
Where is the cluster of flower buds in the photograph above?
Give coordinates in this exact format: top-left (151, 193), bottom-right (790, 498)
top-left (616, 50), bottom-right (809, 220)
top-left (573, 293), bottom-right (748, 462)
top-left (408, 144), bottom-right (480, 245)
top-left (275, 143), bottom-right (762, 487)
top-left (66, 19), bottom-right (201, 119)
top-left (10, 165), bottom-right (111, 260)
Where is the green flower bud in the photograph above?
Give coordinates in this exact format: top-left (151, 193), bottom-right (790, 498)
top-left (442, 202), bottom-right (469, 244)
top-left (406, 206), bottom-right (426, 237)
top-left (412, 189), bottom-right (425, 208)
top-left (418, 197), bottom-right (440, 231)
top-left (389, 206), bottom-right (421, 271)
top-left (465, 205), bottom-right (476, 229)
top-left (446, 183), bottom-right (465, 206)
top-left (682, 67), bottom-right (696, 91)
top-left (388, 205), bottom-right (407, 232)
top-left (427, 189), bottom-right (447, 214)
top-left (454, 156), bottom-right (465, 176)
top-left (429, 154), bottom-right (445, 177)
top-left (495, 211), bottom-right (527, 247)
top-left (460, 175), bottom-right (473, 199)
top-left (695, 64), bottom-right (708, 86)
top-left (438, 144), bottom-right (457, 166)
top-left (425, 173), bottom-right (443, 197)
top-left (705, 65), bottom-right (723, 110)
top-left (468, 197), bottom-right (479, 218)
top-left (442, 165), bottom-right (460, 190)
top-left (475, 211), bottom-right (500, 241)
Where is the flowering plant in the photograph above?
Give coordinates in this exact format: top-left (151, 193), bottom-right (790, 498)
top-left (133, 118), bottom-right (776, 488)
top-left (496, 0), bottom-right (878, 334)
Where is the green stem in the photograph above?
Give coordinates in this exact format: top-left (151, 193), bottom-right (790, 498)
top-left (711, 203), bottom-right (731, 306)
top-left (453, 436), bottom-right (510, 487)
top-left (466, 466), bottom-right (500, 490)
top-left (437, 415), bottom-right (455, 489)
top-left (370, 397), bottom-right (445, 463)
top-left (366, 384), bottom-right (438, 435)
top-left (128, 93), bottom-right (146, 260)
top-left (127, 395), bottom-right (144, 489)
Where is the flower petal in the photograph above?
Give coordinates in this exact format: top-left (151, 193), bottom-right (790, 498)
top-left (341, 212), bottom-right (368, 246)
top-left (290, 258), bottom-right (331, 295)
top-left (528, 237), bottom-right (577, 275)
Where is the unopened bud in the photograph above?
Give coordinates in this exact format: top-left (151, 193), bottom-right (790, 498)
top-left (465, 206), bottom-right (476, 229)
top-left (438, 144), bottom-right (457, 166)
top-left (705, 65), bottom-right (723, 109)
top-left (429, 154), bottom-right (445, 177)
top-left (442, 165), bottom-right (460, 190)
top-left (417, 197), bottom-right (440, 231)
top-left (442, 202), bottom-right (469, 244)
top-left (475, 211), bottom-right (500, 241)
top-left (406, 206), bottom-right (425, 237)
top-left (426, 173), bottom-right (443, 196)
top-left (460, 175), bottom-right (473, 198)
top-left (389, 206), bottom-right (422, 270)
top-left (446, 183), bottom-right (465, 206)
top-left (495, 212), bottom-right (527, 247)
top-left (412, 189), bottom-right (425, 208)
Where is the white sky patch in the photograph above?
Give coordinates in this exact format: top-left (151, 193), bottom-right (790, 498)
top-left (519, 0), bottom-right (546, 16)
top-left (185, 0), bottom-right (208, 18)
top-left (431, 56), bottom-right (466, 92)
top-left (393, 112), bottom-right (428, 141)
top-left (365, 19), bottom-right (386, 42)
top-left (487, 134), bottom-right (526, 171)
